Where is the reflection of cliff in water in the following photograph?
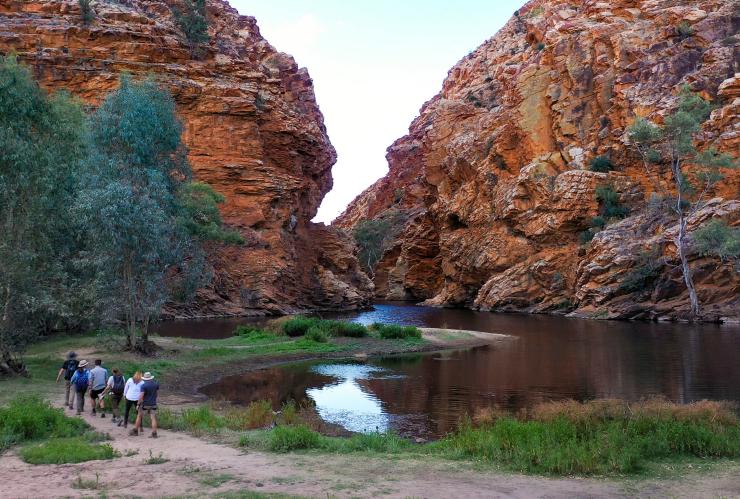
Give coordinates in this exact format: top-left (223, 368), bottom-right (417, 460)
top-left (199, 364), bottom-right (334, 409)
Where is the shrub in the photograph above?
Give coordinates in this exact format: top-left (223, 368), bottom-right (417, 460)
top-left (375, 324), bottom-right (422, 340)
top-left (676, 21), bottom-right (694, 39)
top-left (173, 0), bottom-right (210, 55)
top-left (619, 249), bottom-right (663, 293)
top-left (78, 0), bottom-right (94, 25)
top-left (694, 219), bottom-right (740, 262)
top-left (269, 425), bottom-right (321, 452)
top-left (20, 438), bottom-right (118, 464)
top-left (282, 316), bottom-right (318, 337)
top-left (144, 450), bottom-right (169, 465)
top-left (595, 184), bottom-right (629, 219)
top-left (224, 401), bottom-right (274, 430)
top-left (305, 326), bottom-right (329, 343)
top-left (589, 156), bottom-right (614, 173)
top-left (328, 321), bottom-right (368, 338)
top-left (536, 42), bottom-right (545, 51)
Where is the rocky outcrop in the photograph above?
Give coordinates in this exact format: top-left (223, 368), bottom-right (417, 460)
top-left (337, 0), bottom-right (739, 321)
top-left (0, 0), bottom-right (372, 316)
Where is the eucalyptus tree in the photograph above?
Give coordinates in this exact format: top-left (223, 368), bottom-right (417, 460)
top-left (0, 56), bottom-right (88, 374)
top-left (77, 76), bottom-right (200, 350)
top-left (628, 86), bottom-right (736, 319)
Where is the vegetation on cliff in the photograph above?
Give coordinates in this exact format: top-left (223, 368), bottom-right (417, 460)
top-left (629, 86), bottom-right (737, 318)
top-left (0, 58), bottom-right (239, 372)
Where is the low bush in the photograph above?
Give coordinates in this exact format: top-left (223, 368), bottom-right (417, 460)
top-left (20, 437), bottom-right (118, 464)
top-left (375, 324), bottom-right (422, 340)
top-left (327, 321), bottom-right (368, 338)
top-left (595, 184), bottom-right (629, 219)
top-left (269, 425), bottom-right (321, 452)
top-left (0, 396), bottom-right (89, 452)
top-left (589, 156), bottom-right (614, 173)
top-left (233, 326), bottom-right (276, 341)
top-left (305, 326), bottom-right (329, 343)
top-left (224, 401), bottom-right (274, 430)
top-left (282, 316), bottom-right (317, 337)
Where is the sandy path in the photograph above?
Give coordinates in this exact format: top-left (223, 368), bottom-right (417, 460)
top-left (1, 403), bottom-right (739, 498)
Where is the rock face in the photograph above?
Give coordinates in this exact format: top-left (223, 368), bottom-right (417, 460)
top-left (0, 0), bottom-right (373, 316)
top-left (337, 0), bottom-right (739, 321)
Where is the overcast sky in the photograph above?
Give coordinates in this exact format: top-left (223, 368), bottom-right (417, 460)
top-left (229, 1), bottom-right (526, 223)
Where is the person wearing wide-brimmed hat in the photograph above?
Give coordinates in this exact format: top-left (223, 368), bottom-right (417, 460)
top-left (131, 372), bottom-right (160, 438)
top-left (56, 351), bottom-right (79, 410)
top-left (70, 360), bottom-right (90, 415)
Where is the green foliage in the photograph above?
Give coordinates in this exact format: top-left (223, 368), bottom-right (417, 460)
top-left (354, 218), bottom-right (392, 273)
top-left (77, 76), bottom-right (208, 348)
top-left (694, 219), bottom-right (740, 262)
top-left (21, 437), bottom-right (117, 465)
top-left (536, 42), bottom-right (545, 51)
top-left (579, 229), bottom-right (595, 245)
top-left (619, 249), bottom-right (663, 293)
top-left (173, 0), bottom-right (210, 56)
top-left (304, 326), bottom-right (329, 343)
top-left (595, 184), bottom-right (629, 220)
top-left (282, 316), bottom-right (316, 337)
top-left (177, 182), bottom-right (244, 244)
top-left (0, 396), bottom-right (89, 452)
top-left (269, 425), bottom-right (321, 452)
top-left (281, 317), bottom-right (368, 338)
top-left (78, 0), bottom-right (94, 25)
top-left (374, 324), bottom-right (422, 340)
top-left (0, 56), bottom-right (89, 372)
top-left (676, 21), bottom-right (694, 39)
top-left (589, 156), bottom-right (614, 173)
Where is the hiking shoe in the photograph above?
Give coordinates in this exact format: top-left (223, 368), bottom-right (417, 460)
top-left (128, 428), bottom-right (139, 436)
top-left (150, 432), bottom-right (158, 439)
top-left (101, 413), bottom-right (106, 418)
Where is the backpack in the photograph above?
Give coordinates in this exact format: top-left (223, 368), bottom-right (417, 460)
top-left (112, 375), bottom-right (125, 396)
top-left (64, 360), bottom-right (79, 381)
top-left (74, 370), bottom-right (89, 391)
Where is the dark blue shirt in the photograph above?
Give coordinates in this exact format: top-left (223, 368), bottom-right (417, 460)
top-left (140, 380), bottom-right (159, 407)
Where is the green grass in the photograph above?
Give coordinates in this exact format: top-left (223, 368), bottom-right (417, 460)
top-left (0, 395), bottom-right (90, 452)
top-left (244, 399), bottom-right (740, 477)
top-left (144, 450), bottom-right (169, 464)
top-left (269, 425), bottom-right (321, 452)
top-left (371, 323), bottom-right (422, 339)
top-left (282, 317), bottom-right (369, 339)
top-left (305, 326), bottom-right (329, 343)
top-left (20, 437), bottom-right (118, 464)
top-left (199, 473), bottom-right (235, 487)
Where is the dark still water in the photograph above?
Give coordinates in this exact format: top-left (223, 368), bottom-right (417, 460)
top-left (190, 304), bottom-right (740, 439)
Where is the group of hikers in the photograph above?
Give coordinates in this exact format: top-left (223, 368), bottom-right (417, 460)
top-left (56, 351), bottom-right (160, 438)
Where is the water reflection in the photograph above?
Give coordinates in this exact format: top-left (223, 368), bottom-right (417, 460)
top-left (307, 365), bottom-right (389, 433)
top-left (193, 304), bottom-right (740, 438)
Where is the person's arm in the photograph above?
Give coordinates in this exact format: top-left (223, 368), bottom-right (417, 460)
top-left (137, 388), bottom-right (145, 409)
top-left (56, 365), bottom-right (64, 383)
top-left (123, 379), bottom-right (131, 400)
top-left (100, 376), bottom-right (112, 397)
top-left (70, 371), bottom-right (78, 383)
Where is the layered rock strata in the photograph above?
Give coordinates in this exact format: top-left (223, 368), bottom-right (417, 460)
top-left (337, 0), bottom-right (739, 321)
top-left (0, 0), bottom-right (373, 316)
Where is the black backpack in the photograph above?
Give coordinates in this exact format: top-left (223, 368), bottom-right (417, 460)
top-left (64, 360), bottom-right (79, 381)
top-left (112, 375), bottom-right (125, 396)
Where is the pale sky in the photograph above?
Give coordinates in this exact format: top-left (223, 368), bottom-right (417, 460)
top-left (229, 1), bottom-right (526, 223)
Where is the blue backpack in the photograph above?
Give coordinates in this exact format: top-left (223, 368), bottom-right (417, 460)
top-left (74, 370), bottom-right (89, 391)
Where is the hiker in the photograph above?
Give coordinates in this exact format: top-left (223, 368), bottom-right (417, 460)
top-left (69, 360), bottom-right (90, 415)
top-left (120, 370), bottom-right (143, 429)
top-left (100, 368), bottom-right (125, 423)
top-left (88, 359), bottom-right (109, 417)
top-left (56, 351), bottom-right (79, 410)
top-left (131, 371), bottom-right (159, 438)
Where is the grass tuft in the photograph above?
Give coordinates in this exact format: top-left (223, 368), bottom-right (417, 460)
top-left (20, 437), bottom-right (118, 464)
top-left (373, 324), bottom-right (422, 339)
top-left (269, 425), bottom-right (321, 452)
top-left (144, 450), bottom-right (169, 465)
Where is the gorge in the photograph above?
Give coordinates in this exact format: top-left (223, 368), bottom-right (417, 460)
top-left (337, 0), bottom-right (739, 322)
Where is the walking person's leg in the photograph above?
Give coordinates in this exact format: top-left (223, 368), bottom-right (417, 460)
top-left (111, 396), bottom-right (121, 422)
top-left (150, 411), bottom-right (158, 437)
top-left (64, 380), bottom-right (72, 408)
top-left (76, 390), bottom-right (86, 414)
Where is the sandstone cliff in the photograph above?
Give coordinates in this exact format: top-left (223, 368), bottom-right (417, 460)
top-left (0, 0), bottom-right (373, 316)
top-left (337, 0), bottom-right (739, 321)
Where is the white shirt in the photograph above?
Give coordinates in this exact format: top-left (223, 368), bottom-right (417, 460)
top-left (123, 378), bottom-right (144, 401)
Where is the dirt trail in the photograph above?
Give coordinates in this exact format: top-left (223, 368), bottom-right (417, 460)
top-left (1, 403), bottom-right (739, 498)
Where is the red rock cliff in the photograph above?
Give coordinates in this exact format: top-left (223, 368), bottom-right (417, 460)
top-left (0, 0), bottom-right (373, 316)
top-left (337, 0), bottom-right (739, 321)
